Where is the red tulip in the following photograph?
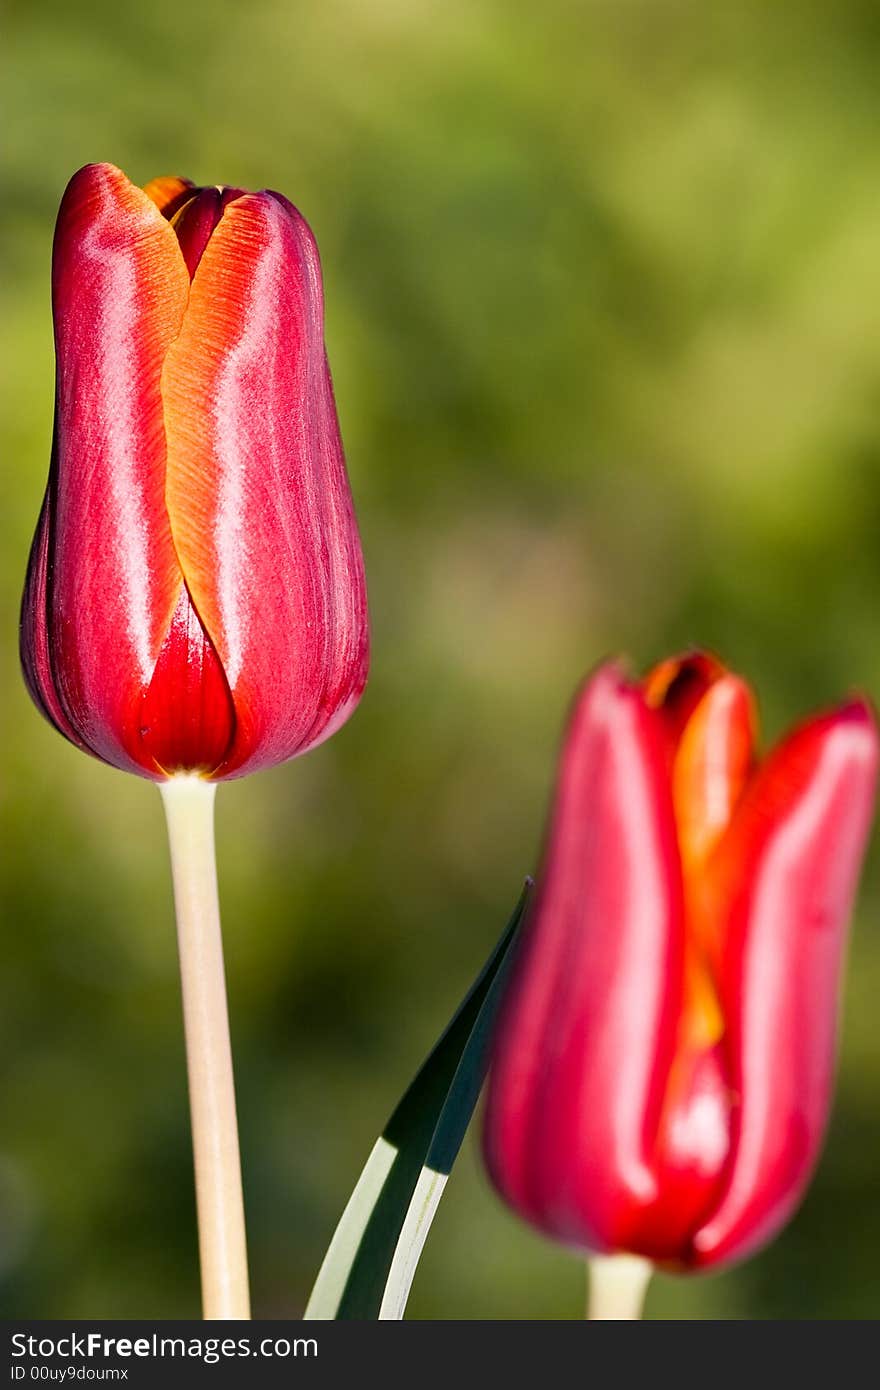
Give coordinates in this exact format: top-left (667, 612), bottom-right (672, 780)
top-left (483, 653), bottom-right (878, 1270)
top-left (21, 163), bottom-right (368, 780)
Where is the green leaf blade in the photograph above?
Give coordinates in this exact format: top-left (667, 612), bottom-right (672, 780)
top-left (304, 883), bottom-right (530, 1320)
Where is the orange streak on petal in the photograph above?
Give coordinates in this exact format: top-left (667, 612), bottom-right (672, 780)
top-left (660, 674), bottom-right (757, 1050)
top-left (160, 198), bottom-right (262, 667)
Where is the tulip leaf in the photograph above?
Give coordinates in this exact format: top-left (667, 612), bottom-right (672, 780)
top-left (303, 882), bottom-right (531, 1321)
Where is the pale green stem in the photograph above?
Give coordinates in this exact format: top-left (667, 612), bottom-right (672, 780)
top-left (160, 775), bottom-right (251, 1320)
top-left (586, 1254), bottom-right (652, 1320)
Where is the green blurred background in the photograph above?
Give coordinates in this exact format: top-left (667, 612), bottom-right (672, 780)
top-left (3, 0), bottom-right (880, 1320)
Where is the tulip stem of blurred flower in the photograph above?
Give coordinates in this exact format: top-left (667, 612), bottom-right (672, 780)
top-left (160, 776), bottom-right (251, 1320)
top-left (586, 1255), bottom-right (652, 1320)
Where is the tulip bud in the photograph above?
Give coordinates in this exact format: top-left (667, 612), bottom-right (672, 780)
top-left (483, 654), bottom-right (878, 1270)
top-left (21, 163), bottom-right (369, 780)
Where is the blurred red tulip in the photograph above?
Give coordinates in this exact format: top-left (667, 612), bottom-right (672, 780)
top-left (21, 163), bottom-right (369, 780)
top-left (483, 653), bottom-right (878, 1269)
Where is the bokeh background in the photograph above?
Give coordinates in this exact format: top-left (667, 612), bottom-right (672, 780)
top-left (3, 0), bottom-right (880, 1320)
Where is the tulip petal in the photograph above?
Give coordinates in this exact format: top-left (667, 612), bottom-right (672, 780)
top-left (628, 681), bottom-right (756, 1260)
top-left (636, 1042), bottom-right (732, 1265)
top-left (692, 700), bottom-right (879, 1267)
top-left (483, 664), bottom-right (685, 1253)
top-left (161, 191), bottom-right (368, 777)
top-left (46, 162), bottom-right (191, 775)
top-left (672, 674), bottom-right (756, 1033)
top-left (142, 174), bottom-right (195, 219)
top-left (137, 583), bottom-right (236, 776)
top-left (19, 463), bottom-right (90, 752)
top-left (672, 674), bottom-right (756, 870)
top-left (643, 650), bottom-right (725, 756)
top-left (169, 187), bottom-right (245, 280)
top-left (169, 187), bottom-right (225, 278)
